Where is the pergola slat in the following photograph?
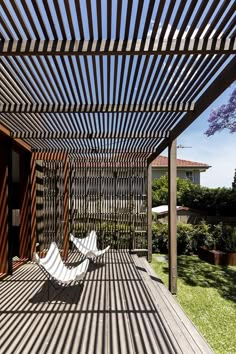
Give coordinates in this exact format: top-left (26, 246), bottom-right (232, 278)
top-left (42, 0), bottom-right (58, 39)
top-left (196, 1), bottom-right (221, 39)
top-left (0, 1), bottom-right (23, 39)
top-left (0, 0), bottom-right (235, 155)
top-left (158, 0), bottom-right (176, 50)
top-left (148, 56), bottom-right (236, 164)
top-left (213, 2), bottom-right (236, 38)
top-left (31, 1), bottom-right (49, 39)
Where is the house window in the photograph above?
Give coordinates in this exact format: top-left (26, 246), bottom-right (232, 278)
top-left (186, 171), bottom-right (194, 182)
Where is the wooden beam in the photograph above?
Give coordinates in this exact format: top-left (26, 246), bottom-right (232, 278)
top-left (0, 123), bottom-right (11, 137)
top-left (31, 148), bottom-right (155, 154)
top-left (1, 38), bottom-right (235, 56)
top-left (147, 57), bottom-right (236, 164)
top-left (12, 131), bottom-right (169, 139)
top-left (168, 139), bottom-right (177, 295)
top-left (32, 151), bottom-right (73, 161)
top-left (0, 123), bottom-right (31, 151)
top-left (147, 162), bottom-right (152, 263)
top-left (14, 139), bottom-right (31, 152)
top-left (0, 102), bottom-right (194, 113)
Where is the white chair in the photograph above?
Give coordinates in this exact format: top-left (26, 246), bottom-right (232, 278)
top-left (70, 230), bottom-right (110, 259)
top-left (34, 242), bottom-right (89, 299)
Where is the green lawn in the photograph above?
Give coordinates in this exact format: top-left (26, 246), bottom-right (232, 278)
top-left (151, 254), bottom-right (236, 354)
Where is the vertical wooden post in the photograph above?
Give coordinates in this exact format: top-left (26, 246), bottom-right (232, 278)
top-left (30, 153), bottom-right (37, 258)
top-left (7, 140), bottom-right (13, 274)
top-left (168, 139), bottom-right (177, 294)
top-left (147, 162), bottom-right (152, 263)
top-left (0, 135), bottom-right (10, 275)
top-left (63, 155), bottom-right (69, 258)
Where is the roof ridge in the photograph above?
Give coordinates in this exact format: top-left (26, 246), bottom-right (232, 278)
top-left (152, 155), bottom-right (210, 167)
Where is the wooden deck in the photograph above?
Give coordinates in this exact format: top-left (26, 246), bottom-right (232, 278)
top-left (0, 250), bottom-right (214, 354)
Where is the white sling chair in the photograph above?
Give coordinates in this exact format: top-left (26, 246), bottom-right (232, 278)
top-left (34, 242), bottom-right (89, 299)
top-left (70, 230), bottom-right (110, 259)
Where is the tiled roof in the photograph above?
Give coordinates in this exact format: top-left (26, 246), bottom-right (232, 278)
top-left (152, 155), bottom-right (210, 168)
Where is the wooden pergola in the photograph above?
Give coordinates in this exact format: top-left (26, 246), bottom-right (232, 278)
top-left (0, 0), bottom-right (236, 295)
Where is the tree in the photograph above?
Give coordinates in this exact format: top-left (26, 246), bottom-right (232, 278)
top-left (152, 175), bottom-right (197, 207)
top-left (232, 169), bottom-right (236, 191)
top-left (205, 87), bottom-right (236, 136)
top-left (152, 175), bottom-right (236, 216)
top-left (152, 175), bottom-right (169, 206)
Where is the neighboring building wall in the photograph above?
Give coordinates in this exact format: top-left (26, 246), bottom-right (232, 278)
top-left (152, 168), bottom-right (167, 180)
top-left (176, 169), bottom-right (200, 184)
top-left (153, 209), bottom-right (204, 224)
top-left (152, 168), bottom-right (201, 184)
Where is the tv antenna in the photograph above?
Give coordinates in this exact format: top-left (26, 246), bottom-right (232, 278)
top-left (177, 144), bottom-right (192, 149)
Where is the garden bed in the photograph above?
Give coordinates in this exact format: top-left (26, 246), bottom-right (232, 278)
top-left (198, 246), bottom-right (236, 266)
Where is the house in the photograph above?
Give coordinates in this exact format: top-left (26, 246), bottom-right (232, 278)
top-left (152, 205), bottom-right (204, 224)
top-left (152, 155), bottom-right (210, 185)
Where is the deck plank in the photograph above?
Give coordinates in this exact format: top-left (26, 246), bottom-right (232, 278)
top-left (107, 250), bottom-right (135, 354)
top-left (134, 255), bottom-right (214, 354)
top-left (0, 250), bottom-right (214, 354)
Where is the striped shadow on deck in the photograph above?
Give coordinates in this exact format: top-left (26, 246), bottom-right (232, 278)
top-left (0, 250), bottom-right (213, 354)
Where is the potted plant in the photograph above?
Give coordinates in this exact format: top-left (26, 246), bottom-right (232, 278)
top-left (198, 223), bottom-right (236, 266)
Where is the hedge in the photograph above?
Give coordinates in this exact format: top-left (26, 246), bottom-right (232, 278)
top-left (152, 222), bottom-right (236, 254)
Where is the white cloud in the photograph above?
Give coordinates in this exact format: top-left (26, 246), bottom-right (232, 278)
top-left (147, 23), bottom-right (216, 40)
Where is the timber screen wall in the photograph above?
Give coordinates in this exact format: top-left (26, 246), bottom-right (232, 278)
top-left (35, 157), bottom-right (147, 251)
top-left (36, 160), bottom-right (64, 250)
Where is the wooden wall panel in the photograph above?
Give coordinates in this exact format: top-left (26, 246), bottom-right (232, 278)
top-left (69, 158), bottom-right (147, 250)
top-left (18, 150), bottom-right (31, 259)
top-left (30, 152), bottom-right (146, 255)
top-left (30, 152), bottom-right (69, 257)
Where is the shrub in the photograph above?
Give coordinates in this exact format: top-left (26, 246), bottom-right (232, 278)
top-left (192, 221), bottom-right (214, 250)
top-left (152, 223), bottom-right (168, 253)
top-left (216, 225), bottom-right (236, 252)
top-left (177, 223), bottom-right (194, 254)
top-left (152, 222), bottom-right (196, 255)
top-left (152, 175), bottom-right (236, 216)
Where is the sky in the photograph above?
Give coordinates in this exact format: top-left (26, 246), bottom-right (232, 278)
top-left (163, 84), bottom-right (236, 189)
